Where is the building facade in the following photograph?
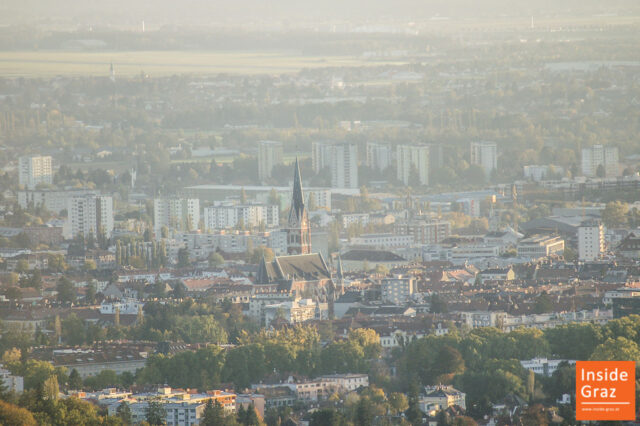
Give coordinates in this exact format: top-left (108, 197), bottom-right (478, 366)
top-left (396, 144), bottom-right (429, 186)
top-left (19, 155), bottom-right (52, 189)
top-left (578, 219), bottom-right (605, 261)
top-left (67, 195), bottom-right (114, 239)
top-left (581, 144), bottom-right (619, 177)
top-left (258, 140), bottom-right (284, 182)
top-left (470, 141), bottom-right (497, 178)
top-left (154, 198), bottom-right (200, 236)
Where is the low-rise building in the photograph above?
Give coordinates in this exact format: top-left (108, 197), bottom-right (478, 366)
top-left (520, 358), bottom-right (576, 377)
top-left (517, 235), bottom-right (564, 259)
top-left (419, 385), bottom-right (466, 413)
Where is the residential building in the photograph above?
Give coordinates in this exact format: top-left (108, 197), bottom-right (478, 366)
top-left (67, 195), bottom-right (114, 239)
top-left (520, 358), bottom-right (576, 377)
top-left (342, 213), bottom-right (370, 228)
top-left (350, 233), bottom-right (414, 249)
top-left (0, 365), bottom-right (24, 393)
top-left (203, 203), bottom-right (279, 230)
top-left (308, 189), bottom-right (331, 211)
top-left (366, 142), bottom-right (393, 171)
top-left (175, 230), bottom-right (287, 257)
top-left (258, 140), bottom-right (284, 181)
top-left (603, 287), bottom-right (640, 306)
top-left (478, 267), bottom-right (515, 284)
top-left (331, 143), bottom-right (358, 188)
top-left (524, 165), bottom-right (563, 181)
top-left (419, 386), bottom-right (466, 413)
top-left (311, 141), bottom-right (333, 173)
top-left (517, 235), bottom-right (565, 259)
top-left (154, 198), bottom-right (200, 236)
top-left (617, 232), bottom-right (640, 258)
top-left (263, 298), bottom-right (324, 327)
top-left (470, 141), bottom-right (497, 178)
top-left (19, 189), bottom-right (98, 214)
top-left (394, 219), bottom-right (451, 245)
top-left (460, 311), bottom-right (508, 329)
top-left (19, 155), bottom-right (52, 189)
top-left (396, 144), bottom-right (429, 185)
top-left (107, 388), bottom-right (236, 425)
top-left (578, 219), bottom-right (605, 261)
top-left (381, 275), bottom-right (415, 304)
top-left (582, 144), bottom-right (619, 177)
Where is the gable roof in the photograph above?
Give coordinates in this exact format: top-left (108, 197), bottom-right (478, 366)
top-left (257, 253), bottom-right (331, 284)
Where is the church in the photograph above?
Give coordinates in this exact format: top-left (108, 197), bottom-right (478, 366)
top-left (255, 158), bottom-right (335, 303)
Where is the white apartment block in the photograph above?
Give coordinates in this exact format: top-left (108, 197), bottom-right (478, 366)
top-left (19, 155), bottom-right (52, 189)
top-left (331, 143), bottom-right (358, 189)
top-left (264, 298), bottom-right (319, 327)
top-left (366, 142), bottom-right (393, 171)
top-left (396, 144), bottom-right (429, 186)
top-left (0, 365), bottom-right (24, 393)
top-left (520, 358), bottom-right (576, 377)
top-left (350, 233), bottom-right (414, 249)
top-left (308, 189), bottom-right (331, 211)
top-left (67, 195), bottom-right (114, 239)
top-left (18, 189), bottom-right (98, 213)
top-left (450, 244), bottom-right (501, 265)
top-left (258, 140), bottom-right (284, 181)
top-left (203, 204), bottom-right (279, 230)
top-left (311, 141), bottom-right (334, 172)
top-left (154, 198), bottom-right (200, 236)
top-left (381, 276), bottom-right (415, 304)
top-left (578, 220), bottom-right (605, 261)
top-left (582, 145), bottom-right (619, 177)
top-left (176, 230), bottom-right (287, 258)
top-left (394, 219), bottom-right (451, 245)
top-left (470, 141), bottom-right (497, 178)
top-left (342, 213), bottom-right (370, 228)
top-left (517, 235), bottom-right (565, 259)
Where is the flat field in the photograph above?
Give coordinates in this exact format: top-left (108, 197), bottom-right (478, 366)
top-left (0, 50), bottom-right (400, 77)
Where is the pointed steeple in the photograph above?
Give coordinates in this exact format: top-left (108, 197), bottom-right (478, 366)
top-left (288, 157), bottom-right (305, 225)
top-left (286, 158), bottom-right (311, 255)
top-left (336, 254), bottom-right (344, 280)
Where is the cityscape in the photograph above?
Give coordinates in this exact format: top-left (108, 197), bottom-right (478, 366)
top-left (1, 0), bottom-right (640, 425)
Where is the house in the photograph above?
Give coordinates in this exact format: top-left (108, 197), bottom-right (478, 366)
top-left (617, 232), bottom-right (640, 258)
top-left (419, 385), bottom-right (466, 413)
top-left (340, 249), bottom-right (408, 272)
top-left (478, 267), bottom-right (515, 284)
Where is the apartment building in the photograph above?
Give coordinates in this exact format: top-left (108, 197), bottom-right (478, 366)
top-left (19, 155), bottom-right (52, 189)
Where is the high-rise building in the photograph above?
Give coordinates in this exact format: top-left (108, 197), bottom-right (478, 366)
top-left (470, 141), bottom-right (497, 178)
top-left (286, 158), bottom-right (311, 255)
top-left (578, 219), bottom-right (605, 261)
top-left (581, 145), bottom-right (619, 177)
top-left (396, 145), bottom-right (429, 185)
top-left (67, 195), bottom-right (114, 239)
top-left (258, 140), bottom-right (284, 182)
top-left (331, 143), bottom-right (358, 189)
top-left (203, 203), bottom-right (279, 230)
top-left (381, 276), bottom-right (415, 304)
top-left (311, 141), bottom-right (334, 173)
top-left (154, 198), bottom-right (200, 236)
top-left (19, 155), bottom-right (53, 190)
top-left (366, 142), bottom-right (393, 171)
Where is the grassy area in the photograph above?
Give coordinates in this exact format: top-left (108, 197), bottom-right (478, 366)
top-left (0, 50), bottom-right (403, 78)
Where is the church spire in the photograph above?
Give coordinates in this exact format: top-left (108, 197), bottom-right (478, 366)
top-left (286, 158), bottom-right (311, 255)
top-left (288, 157), bottom-right (305, 226)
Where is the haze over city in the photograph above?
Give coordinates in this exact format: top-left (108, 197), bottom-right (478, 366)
top-left (0, 0), bottom-right (639, 425)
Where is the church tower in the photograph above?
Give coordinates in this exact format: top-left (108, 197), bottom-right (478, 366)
top-left (286, 158), bottom-right (311, 255)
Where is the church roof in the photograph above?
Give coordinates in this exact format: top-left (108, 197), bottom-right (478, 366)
top-left (287, 157), bottom-right (306, 226)
top-left (257, 253), bottom-right (331, 284)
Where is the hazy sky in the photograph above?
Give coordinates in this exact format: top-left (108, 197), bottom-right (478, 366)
top-left (3, 0), bottom-right (639, 29)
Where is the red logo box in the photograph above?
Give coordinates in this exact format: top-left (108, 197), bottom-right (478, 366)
top-left (576, 361), bottom-right (636, 421)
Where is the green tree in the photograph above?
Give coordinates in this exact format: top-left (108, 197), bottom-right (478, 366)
top-left (56, 277), bottom-right (76, 304)
top-left (590, 337), bottom-right (640, 362)
top-left (208, 252), bottom-right (225, 267)
top-left (0, 400), bottom-right (37, 426)
top-left (388, 392), bottom-right (409, 414)
top-left (146, 399), bottom-right (166, 425)
top-left (177, 248), bottom-right (190, 268)
top-left (602, 201), bottom-right (629, 228)
top-left (117, 401), bottom-right (132, 425)
top-left (68, 369), bottom-right (82, 390)
top-left (201, 399), bottom-right (225, 426)
top-left (310, 408), bottom-right (348, 426)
